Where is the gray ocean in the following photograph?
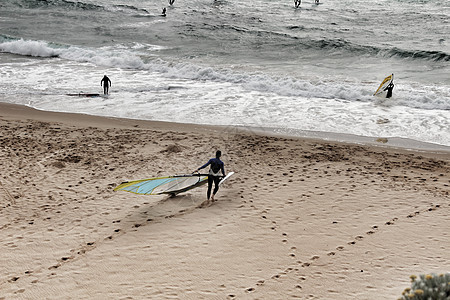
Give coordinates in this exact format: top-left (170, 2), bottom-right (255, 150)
top-left (1, 0), bottom-right (449, 148)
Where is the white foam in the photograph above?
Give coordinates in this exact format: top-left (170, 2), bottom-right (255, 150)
top-left (2, 38), bottom-right (449, 111)
top-left (0, 39), bottom-right (60, 57)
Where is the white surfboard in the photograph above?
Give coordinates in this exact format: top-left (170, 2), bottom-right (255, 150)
top-left (219, 172), bottom-right (234, 186)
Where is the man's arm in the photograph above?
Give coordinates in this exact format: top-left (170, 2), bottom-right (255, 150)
top-left (196, 159), bottom-right (212, 171)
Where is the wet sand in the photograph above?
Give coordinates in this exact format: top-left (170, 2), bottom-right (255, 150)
top-left (0, 102), bottom-right (449, 299)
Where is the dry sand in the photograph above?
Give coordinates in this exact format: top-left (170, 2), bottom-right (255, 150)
top-left (0, 102), bottom-right (449, 299)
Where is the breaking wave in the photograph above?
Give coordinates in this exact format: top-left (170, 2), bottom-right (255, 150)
top-left (8, 0), bottom-right (103, 10)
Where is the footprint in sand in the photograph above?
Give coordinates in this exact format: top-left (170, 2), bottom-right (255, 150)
top-left (407, 213), bottom-right (415, 218)
top-left (428, 206), bottom-right (436, 211)
top-left (60, 256), bottom-right (73, 261)
top-left (48, 264), bottom-right (60, 270)
top-left (367, 226), bottom-right (378, 234)
top-left (385, 217), bottom-right (398, 225)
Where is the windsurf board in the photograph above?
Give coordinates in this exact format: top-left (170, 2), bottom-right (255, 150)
top-left (67, 93), bottom-right (101, 97)
top-left (219, 172), bottom-right (234, 186)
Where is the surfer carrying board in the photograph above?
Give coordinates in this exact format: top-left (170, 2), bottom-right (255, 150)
top-left (100, 75), bottom-right (111, 95)
top-left (195, 150), bottom-right (226, 201)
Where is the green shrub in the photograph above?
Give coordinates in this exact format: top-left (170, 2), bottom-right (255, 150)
top-left (398, 273), bottom-right (450, 300)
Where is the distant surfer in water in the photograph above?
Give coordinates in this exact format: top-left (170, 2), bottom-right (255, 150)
top-left (195, 150), bottom-right (226, 201)
top-left (100, 75), bottom-right (111, 95)
top-left (168, 0), bottom-right (175, 5)
top-left (294, 0), bottom-right (301, 8)
top-left (315, 0), bottom-right (319, 3)
top-left (162, 7), bottom-right (166, 16)
top-left (384, 82), bottom-right (394, 98)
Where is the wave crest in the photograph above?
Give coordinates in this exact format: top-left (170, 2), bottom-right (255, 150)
top-left (10, 0), bottom-right (102, 10)
top-left (0, 38), bottom-right (60, 57)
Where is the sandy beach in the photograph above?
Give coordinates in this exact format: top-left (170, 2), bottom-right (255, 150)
top-left (0, 102), bottom-right (448, 299)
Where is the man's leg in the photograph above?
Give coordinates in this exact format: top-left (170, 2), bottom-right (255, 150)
top-left (211, 176), bottom-right (221, 201)
top-left (207, 176), bottom-right (213, 200)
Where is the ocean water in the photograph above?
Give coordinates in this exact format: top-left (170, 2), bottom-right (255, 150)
top-left (1, 0), bottom-right (449, 148)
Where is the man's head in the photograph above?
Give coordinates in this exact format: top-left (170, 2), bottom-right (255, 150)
top-left (216, 150), bottom-right (221, 158)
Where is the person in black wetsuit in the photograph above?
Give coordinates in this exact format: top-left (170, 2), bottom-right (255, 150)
top-left (294, 0), bottom-right (301, 8)
top-left (384, 82), bottom-right (394, 98)
top-left (195, 150), bottom-right (226, 201)
top-left (100, 75), bottom-right (111, 95)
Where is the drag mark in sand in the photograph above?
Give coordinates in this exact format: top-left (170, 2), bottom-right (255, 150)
top-left (0, 111), bottom-right (448, 299)
top-left (0, 180), bottom-right (15, 207)
top-left (226, 139), bottom-right (449, 297)
top-left (0, 118), bottom-right (220, 295)
top-left (241, 200), bottom-right (448, 297)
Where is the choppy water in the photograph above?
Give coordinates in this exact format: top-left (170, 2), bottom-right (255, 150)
top-left (1, 0), bottom-right (449, 148)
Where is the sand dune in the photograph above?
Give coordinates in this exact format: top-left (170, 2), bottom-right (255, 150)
top-left (0, 103), bottom-right (448, 299)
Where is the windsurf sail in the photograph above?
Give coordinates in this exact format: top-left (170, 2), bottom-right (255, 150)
top-left (374, 74), bottom-right (394, 96)
top-left (114, 174), bottom-right (208, 196)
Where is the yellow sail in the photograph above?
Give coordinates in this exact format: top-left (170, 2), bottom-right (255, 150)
top-left (374, 74), bottom-right (393, 96)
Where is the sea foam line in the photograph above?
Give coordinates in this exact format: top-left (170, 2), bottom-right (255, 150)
top-left (1, 38), bottom-right (449, 110)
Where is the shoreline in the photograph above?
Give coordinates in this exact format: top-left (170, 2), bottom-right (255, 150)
top-left (1, 101), bottom-right (449, 299)
top-left (243, 126), bottom-right (450, 154)
top-left (2, 102), bottom-right (449, 155)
